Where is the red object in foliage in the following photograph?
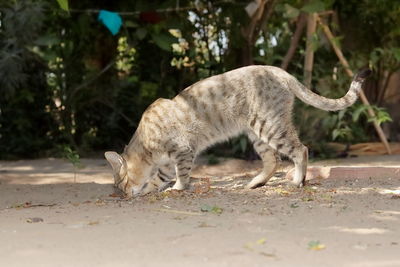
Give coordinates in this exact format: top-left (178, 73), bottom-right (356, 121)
top-left (139, 11), bottom-right (163, 24)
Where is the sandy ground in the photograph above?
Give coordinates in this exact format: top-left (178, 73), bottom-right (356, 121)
top-left (1, 156), bottom-right (400, 267)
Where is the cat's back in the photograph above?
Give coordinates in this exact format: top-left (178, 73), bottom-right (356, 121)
top-left (141, 98), bottom-right (175, 124)
top-left (135, 98), bottom-right (179, 149)
top-left (217, 65), bottom-right (291, 81)
top-left (179, 65), bottom-right (293, 97)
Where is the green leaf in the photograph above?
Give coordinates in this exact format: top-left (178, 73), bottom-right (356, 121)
top-left (127, 75), bottom-right (139, 83)
top-left (62, 146), bottom-right (81, 167)
top-left (331, 36), bottom-right (343, 49)
top-left (56, 0), bottom-right (69, 11)
top-left (352, 105), bottom-right (369, 122)
top-left (140, 81), bottom-right (158, 100)
top-left (34, 34), bottom-right (60, 46)
top-left (151, 33), bottom-right (176, 51)
top-left (371, 106), bottom-right (393, 125)
top-left (136, 28), bottom-right (147, 40)
top-left (370, 48), bottom-right (384, 64)
top-left (391, 47), bottom-right (400, 62)
top-left (338, 109), bottom-right (347, 121)
top-left (125, 21), bottom-right (138, 28)
top-left (332, 126), bottom-right (353, 142)
top-left (200, 204), bottom-right (223, 214)
top-left (308, 240), bottom-right (326, 250)
top-left (332, 129), bottom-right (340, 140)
top-left (301, 0), bottom-right (325, 13)
top-left (311, 32), bottom-right (320, 51)
top-left (283, 4), bottom-right (300, 19)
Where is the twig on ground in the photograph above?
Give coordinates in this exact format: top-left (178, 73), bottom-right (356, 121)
top-left (154, 208), bottom-right (204, 216)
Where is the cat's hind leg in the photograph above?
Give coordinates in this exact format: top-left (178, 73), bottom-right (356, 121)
top-left (287, 143), bottom-right (308, 187)
top-left (252, 121), bottom-right (308, 187)
top-left (268, 130), bottom-right (308, 187)
top-left (246, 132), bottom-right (278, 189)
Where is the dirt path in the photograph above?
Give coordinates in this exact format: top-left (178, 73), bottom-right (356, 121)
top-left (1, 157), bottom-right (400, 267)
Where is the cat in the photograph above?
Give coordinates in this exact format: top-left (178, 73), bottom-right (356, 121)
top-left (105, 65), bottom-right (371, 197)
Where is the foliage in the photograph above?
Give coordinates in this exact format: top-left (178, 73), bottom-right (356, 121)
top-left (56, 0), bottom-right (69, 12)
top-left (62, 145), bottom-right (81, 168)
top-left (61, 144), bottom-right (82, 182)
top-left (328, 104), bottom-right (392, 143)
top-left (0, 1), bottom-right (58, 159)
top-left (0, 0), bottom-right (398, 159)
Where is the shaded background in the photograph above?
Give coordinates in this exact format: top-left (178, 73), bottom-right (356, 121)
top-left (0, 0), bottom-right (399, 160)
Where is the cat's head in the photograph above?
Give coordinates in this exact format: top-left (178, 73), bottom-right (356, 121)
top-left (104, 151), bottom-right (151, 197)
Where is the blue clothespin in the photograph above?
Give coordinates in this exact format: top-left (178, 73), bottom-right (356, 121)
top-left (98, 10), bottom-right (122, 35)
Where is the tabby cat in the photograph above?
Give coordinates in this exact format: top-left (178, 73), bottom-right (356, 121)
top-left (105, 65), bottom-right (371, 197)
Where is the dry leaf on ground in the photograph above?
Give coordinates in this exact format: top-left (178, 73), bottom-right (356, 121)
top-left (308, 240), bottom-right (326, 251)
top-left (200, 204), bottom-right (223, 214)
top-left (26, 217), bottom-right (44, 223)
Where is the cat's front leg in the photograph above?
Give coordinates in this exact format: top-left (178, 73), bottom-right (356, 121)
top-left (155, 165), bottom-right (176, 191)
top-left (171, 148), bottom-right (194, 190)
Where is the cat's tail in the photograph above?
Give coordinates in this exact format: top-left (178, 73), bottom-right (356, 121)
top-left (291, 69), bottom-right (371, 111)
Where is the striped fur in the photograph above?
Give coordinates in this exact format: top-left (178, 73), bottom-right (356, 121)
top-left (105, 65), bottom-right (370, 197)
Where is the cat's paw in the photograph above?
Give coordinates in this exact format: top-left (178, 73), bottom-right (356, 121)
top-left (246, 174), bottom-right (269, 189)
top-left (246, 181), bottom-right (266, 189)
top-left (289, 178), bottom-right (307, 188)
top-left (158, 181), bottom-right (175, 192)
top-left (285, 169), bottom-right (306, 188)
top-left (166, 180), bottom-right (190, 191)
top-left (171, 184), bottom-right (186, 191)
top-left (162, 183), bottom-right (187, 192)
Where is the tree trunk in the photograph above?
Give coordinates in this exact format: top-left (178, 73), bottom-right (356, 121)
top-left (303, 12), bottom-right (317, 88)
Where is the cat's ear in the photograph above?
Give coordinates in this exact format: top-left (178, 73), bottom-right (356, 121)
top-left (104, 151), bottom-right (127, 175)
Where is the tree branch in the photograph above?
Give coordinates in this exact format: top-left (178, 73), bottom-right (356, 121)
top-left (281, 12), bottom-right (307, 70)
top-left (241, 0), bottom-right (276, 66)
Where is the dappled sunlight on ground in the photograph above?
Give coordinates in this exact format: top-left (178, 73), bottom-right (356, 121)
top-left (0, 158), bottom-right (113, 185)
top-left (327, 226), bottom-right (389, 235)
top-left (369, 210), bottom-right (400, 222)
top-left (0, 156), bottom-right (399, 267)
top-left (348, 260), bottom-right (400, 267)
